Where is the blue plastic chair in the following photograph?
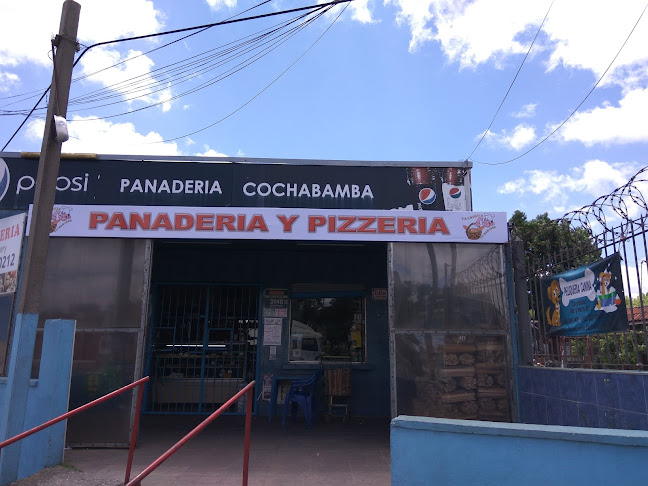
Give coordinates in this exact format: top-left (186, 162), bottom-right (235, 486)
top-left (281, 370), bottom-right (323, 430)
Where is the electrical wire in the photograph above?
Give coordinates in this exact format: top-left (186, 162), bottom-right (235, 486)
top-left (0, 0), bottom-right (274, 107)
top-left (2, 18), bottom-right (301, 114)
top-left (150, 1), bottom-right (351, 144)
top-left (65, 11), bottom-right (315, 111)
top-left (67, 8), bottom-right (327, 121)
top-left (70, 0), bottom-right (275, 85)
top-left (475, 0), bottom-right (648, 166)
top-left (1, 0), bottom-right (353, 151)
top-left (465, 0), bottom-right (554, 162)
top-left (1, 8), bottom-right (324, 122)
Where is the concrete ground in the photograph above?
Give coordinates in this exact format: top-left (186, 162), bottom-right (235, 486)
top-left (30, 415), bottom-right (391, 486)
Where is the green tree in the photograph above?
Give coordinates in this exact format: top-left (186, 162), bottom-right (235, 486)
top-left (626, 292), bottom-right (648, 308)
top-left (509, 210), bottom-right (600, 274)
top-left (510, 210), bottom-right (601, 320)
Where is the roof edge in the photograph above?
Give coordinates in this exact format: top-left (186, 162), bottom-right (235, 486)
top-left (1, 152), bottom-right (473, 168)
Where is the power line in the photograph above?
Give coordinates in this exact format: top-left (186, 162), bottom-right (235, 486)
top-left (1, 7), bottom-right (326, 125)
top-left (67, 16), bottom-right (299, 106)
top-left (466, 0), bottom-right (554, 162)
top-left (66, 8), bottom-right (327, 121)
top-left (0, 0), bottom-right (274, 107)
top-left (70, 0), bottom-right (275, 85)
top-left (67, 10), bottom-right (316, 111)
top-left (70, 0), bottom-right (352, 68)
top-left (1, 0), bottom-right (354, 151)
top-left (10, 11), bottom-right (313, 117)
top-left (475, 0), bottom-right (648, 167)
top-left (150, 1), bottom-right (351, 144)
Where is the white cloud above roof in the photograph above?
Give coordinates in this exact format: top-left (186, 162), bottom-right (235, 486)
top-left (557, 87), bottom-right (648, 145)
top-left (0, 0), bottom-right (164, 68)
top-left (26, 116), bottom-right (180, 156)
top-left (497, 159), bottom-right (641, 213)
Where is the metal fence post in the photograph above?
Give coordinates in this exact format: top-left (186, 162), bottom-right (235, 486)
top-left (512, 236), bottom-right (533, 364)
top-left (242, 385), bottom-right (254, 486)
top-left (125, 382), bottom-right (146, 484)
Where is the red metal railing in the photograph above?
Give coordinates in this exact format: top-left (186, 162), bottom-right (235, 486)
top-left (125, 380), bottom-right (256, 486)
top-left (0, 376), bottom-right (149, 484)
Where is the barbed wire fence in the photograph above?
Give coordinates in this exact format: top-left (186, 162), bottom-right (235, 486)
top-left (511, 165), bottom-right (648, 369)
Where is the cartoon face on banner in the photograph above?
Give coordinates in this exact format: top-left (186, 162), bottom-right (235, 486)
top-left (542, 253), bottom-right (628, 336)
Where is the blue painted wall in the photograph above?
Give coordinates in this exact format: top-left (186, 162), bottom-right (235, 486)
top-left (518, 366), bottom-right (648, 431)
top-left (0, 319), bottom-right (75, 485)
top-left (391, 415), bottom-right (648, 486)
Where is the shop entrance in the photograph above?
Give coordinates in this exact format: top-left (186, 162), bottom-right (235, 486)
top-left (145, 284), bottom-right (260, 414)
top-left (148, 240), bottom-right (391, 419)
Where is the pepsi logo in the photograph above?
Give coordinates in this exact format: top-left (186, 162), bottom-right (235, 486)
top-left (418, 187), bottom-right (437, 205)
top-left (449, 187), bottom-right (462, 199)
top-left (0, 159), bottom-right (9, 202)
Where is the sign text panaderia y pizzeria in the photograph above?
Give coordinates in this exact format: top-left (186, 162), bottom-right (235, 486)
top-left (34, 205), bottom-right (507, 243)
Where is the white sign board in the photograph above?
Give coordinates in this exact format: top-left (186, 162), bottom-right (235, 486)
top-left (0, 213), bottom-right (26, 294)
top-left (29, 205), bottom-right (508, 243)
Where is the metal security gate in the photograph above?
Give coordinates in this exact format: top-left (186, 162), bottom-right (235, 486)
top-left (145, 284), bottom-right (260, 414)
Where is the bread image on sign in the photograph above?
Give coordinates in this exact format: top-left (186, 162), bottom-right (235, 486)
top-left (463, 214), bottom-right (496, 240)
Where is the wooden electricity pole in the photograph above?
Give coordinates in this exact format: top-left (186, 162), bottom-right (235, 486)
top-left (17, 0), bottom-right (81, 316)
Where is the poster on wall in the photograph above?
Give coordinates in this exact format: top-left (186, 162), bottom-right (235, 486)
top-left (542, 253), bottom-right (628, 336)
top-left (263, 318), bottom-right (282, 346)
top-left (0, 213), bottom-right (26, 294)
top-left (262, 289), bottom-right (289, 346)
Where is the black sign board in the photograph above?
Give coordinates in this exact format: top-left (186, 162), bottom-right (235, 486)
top-left (0, 156), bottom-right (470, 212)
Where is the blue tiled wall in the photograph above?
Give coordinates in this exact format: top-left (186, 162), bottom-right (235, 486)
top-left (518, 366), bottom-right (648, 431)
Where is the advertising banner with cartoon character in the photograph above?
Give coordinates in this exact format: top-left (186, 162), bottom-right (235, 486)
top-left (542, 253), bottom-right (628, 336)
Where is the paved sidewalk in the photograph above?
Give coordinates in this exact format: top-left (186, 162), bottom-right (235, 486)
top-left (25, 416), bottom-right (390, 486)
top-left (9, 466), bottom-right (121, 486)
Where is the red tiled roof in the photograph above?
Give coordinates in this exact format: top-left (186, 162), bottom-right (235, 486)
top-left (627, 306), bottom-right (648, 323)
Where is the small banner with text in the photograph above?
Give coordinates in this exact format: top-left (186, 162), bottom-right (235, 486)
top-left (542, 253), bottom-right (628, 336)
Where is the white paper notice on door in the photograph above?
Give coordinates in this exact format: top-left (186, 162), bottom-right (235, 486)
top-left (263, 318), bottom-right (282, 346)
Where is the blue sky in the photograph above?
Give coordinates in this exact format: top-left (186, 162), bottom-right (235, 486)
top-left (1, 0), bottom-right (647, 224)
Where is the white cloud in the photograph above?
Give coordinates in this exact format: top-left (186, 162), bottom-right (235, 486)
top-left (185, 138), bottom-right (196, 146)
top-left (26, 116), bottom-right (180, 156)
top-left (0, 0), bottom-right (164, 68)
top-left (320, 0), bottom-right (376, 24)
top-left (483, 123), bottom-right (536, 150)
top-left (385, 0), bottom-right (435, 53)
top-left (159, 85), bottom-right (173, 113)
top-left (206, 0), bottom-right (237, 10)
top-left (196, 147), bottom-right (228, 157)
top-left (497, 159), bottom-right (641, 213)
top-left (385, 0), bottom-right (648, 87)
top-left (386, 0), bottom-right (546, 62)
top-left (205, 0), bottom-right (237, 10)
top-left (511, 103), bottom-right (537, 119)
top-left (557, 87), bottom-right (648, 145)
top-left (73, 46), bottom-right (176, 113)
top-left (0, 72), bottom-right (19, 92)
top-left (349, 0), bottom-right (376, 23)
top-left (623, 263), bottom-right (648, 299)
top-left (544, 0), bottom-right (648, 87)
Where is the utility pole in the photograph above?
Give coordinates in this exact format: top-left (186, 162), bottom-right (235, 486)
top-left (0, 2), bottom-right (80, 483)
top-left (17, 0), bottom-right (80, 316)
